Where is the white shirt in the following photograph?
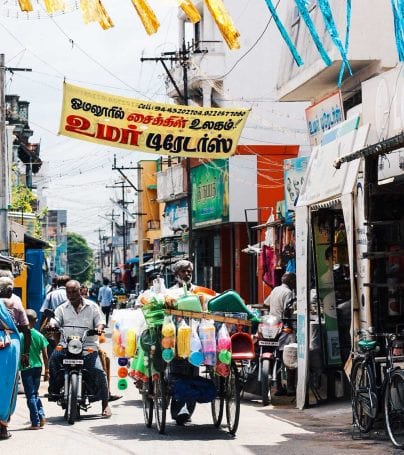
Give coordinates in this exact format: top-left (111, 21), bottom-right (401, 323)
top-left (40, 287), bottom-right (67, 312)
top-left (265, 283), bottom-right (294, 319)
top-left (53, 298), bottom-right (105, 350)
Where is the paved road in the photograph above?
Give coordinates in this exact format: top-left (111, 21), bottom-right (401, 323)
top-left (4, 331), bottom-right (400, 455)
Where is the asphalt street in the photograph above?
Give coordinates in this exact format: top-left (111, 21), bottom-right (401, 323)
top-left (4, 330), bottom-right (400, 455)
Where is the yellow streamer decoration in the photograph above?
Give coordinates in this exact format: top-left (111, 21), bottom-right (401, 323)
top-left (178, 0), bottom-right (201, 24)
top-left (43, 0), bottom-right (66, 13)
top-left (18, 0), bottom-right (33, 12)
top-left (97, 0), bottom-right (114, 30)
top-left (79, 0), bottom-right (113, 29)
top-left (130, 0), bottom-right (159, 35)
top-left (203, 0), bottom-right (240, 50)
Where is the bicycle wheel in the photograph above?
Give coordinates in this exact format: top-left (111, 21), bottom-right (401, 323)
top-left (351, 360), bottom-right (376, 433)
top-left (211, 371), bottom-right (225, 427)
top-left (260, 359), bottom-right (272, 406)
top-left (225, 363), bottom-right (240, 435)
top-left (384, 369), bottom-right (404, 449)
top-left (154, 375), bottom-right (168, 434)
top-left (142, 378), bottom-right (154, 428)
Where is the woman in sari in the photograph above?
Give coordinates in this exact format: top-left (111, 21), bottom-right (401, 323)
top-left (0, 296), bottom-right (21, 439)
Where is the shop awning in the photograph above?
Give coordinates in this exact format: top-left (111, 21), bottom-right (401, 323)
top-left (126, 254), bottom-right (152, 264)
top-left (333, 131), bottom-right (404, 169)
top-left (24, 233), bottom-right (53, 250)
top-left (297, 119), bottom-right (370, 208)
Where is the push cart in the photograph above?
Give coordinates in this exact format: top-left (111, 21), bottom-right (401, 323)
top-left (139, 309), bottom-right (252, 435)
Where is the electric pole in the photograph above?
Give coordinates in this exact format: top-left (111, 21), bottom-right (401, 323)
top-left (104, 209), bottom-right (120, 282)
top-left (0, 54), bottom-right (32, 255)
top-left (140, 40), bottom-right (194, 267)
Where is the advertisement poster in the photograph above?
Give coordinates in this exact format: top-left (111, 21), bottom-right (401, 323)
top-left (305, 91), bottom-right (344, 146)
top-left (191, 160), bottom-right (229, 227)
top-left (313, 215), bottom-right (341, 366)
top-left (59, 83), bottom-right (250, 158)
top-left (161, 199), bottom-right (188, 237)
top-left (284, 156), bottom-right (309, 224)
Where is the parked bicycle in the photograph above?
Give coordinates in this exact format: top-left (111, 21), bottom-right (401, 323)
top-left (350, 326), bottom-right (404, 449)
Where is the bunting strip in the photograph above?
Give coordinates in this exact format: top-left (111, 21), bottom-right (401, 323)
top-left (204, 0), bottom-right (240, 50)
top-left (294, 0), bottom-right (332, 66)
top-left (18, 0), bottom-right (33, 12)
top-left (130, 0), bottom-right (160, 35)
top-left (317, 0), bottom-right (352, 77)
top-left (263, 0), bottom-right (303, 66)
top-left (97, 0), bottom-right (114, 30)
top-left (338, 0), bottom-right (352, 86)
top-left (178, 0), bottom-right (201, 24)
top-left (391, 0), bottom-right (404, 61)
top-left (43, 0), bottom-right (66, 13)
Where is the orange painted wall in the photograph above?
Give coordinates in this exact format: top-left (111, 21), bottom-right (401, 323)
top-left (237, 145), bottom-right (299, 304)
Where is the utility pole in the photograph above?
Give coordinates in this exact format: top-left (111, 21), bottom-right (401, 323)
top-left (0, 54), bottom-right (32, 255)
top-left (111, 155), bottom-right (146, 288)
top-left (104, 209), bottom-right (120, 282)
top-left (140, 41), bottom-right (194, 265)
top-left (97, 228), bottom-right (105, 280)
top-left (106, 182), bottom-right (132, 267)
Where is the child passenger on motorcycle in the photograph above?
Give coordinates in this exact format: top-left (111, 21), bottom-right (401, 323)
top-left (47, 280), bottom-right (111, 417)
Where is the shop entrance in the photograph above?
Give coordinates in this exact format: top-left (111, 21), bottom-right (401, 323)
top-left (309, 206), bottom-right (351, 401)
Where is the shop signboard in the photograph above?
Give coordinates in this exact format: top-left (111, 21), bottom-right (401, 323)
top-left (305, 91), bottom-right (344, 146)
top-left (191, 160), bottom-right (229, 228)
top-left (284, 156), bottom-right (309, 224)
top-left (161, 199), bottom-right (188, 237)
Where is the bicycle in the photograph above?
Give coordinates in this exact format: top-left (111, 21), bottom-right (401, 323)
top-left (350, 327), bottom-right (404, 449)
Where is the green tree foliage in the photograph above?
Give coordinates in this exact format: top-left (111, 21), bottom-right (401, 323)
top-left (67, 232), bottom-right (94, 284)
top-left (10, 184), bottom-right (36, 212)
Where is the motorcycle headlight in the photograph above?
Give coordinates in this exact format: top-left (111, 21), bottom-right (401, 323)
top-left (68, 338), bottom-right (83, 355)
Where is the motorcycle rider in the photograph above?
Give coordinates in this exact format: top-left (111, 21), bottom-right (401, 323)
top-left (264, 272), bottom-right (297, 396)
top-left (47, 280), bottom-right (111, 417)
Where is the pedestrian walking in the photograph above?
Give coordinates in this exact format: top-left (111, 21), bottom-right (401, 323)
top-left (20, 309), bottom-right (49, 430)
top-left (39, 275), bottom-right (70, 356)
top-left (97, 278), bottom-right (113, 327)
top-left (0, 291), bottom-right (21, 440)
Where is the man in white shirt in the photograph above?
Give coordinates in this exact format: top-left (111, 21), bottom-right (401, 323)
top-left (264, 272), bottom-right (297, 396)
top-left (48, 280), bottom-right (111, 417)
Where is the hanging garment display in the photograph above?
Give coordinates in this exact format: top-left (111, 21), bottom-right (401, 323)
top-left (261, 244), bottom-right (275, 287)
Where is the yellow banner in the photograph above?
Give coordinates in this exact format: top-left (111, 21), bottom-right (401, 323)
top-left (58, 83), bottom-right (250, 159)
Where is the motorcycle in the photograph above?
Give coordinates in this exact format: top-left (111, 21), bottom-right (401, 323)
top-left (45, 311), bottom-right (102, 424)
top-left (239, 311), bottom-right (295, 406)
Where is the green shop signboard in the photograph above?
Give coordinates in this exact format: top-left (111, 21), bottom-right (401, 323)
top-left (191, 160), bottom-right (229, 228)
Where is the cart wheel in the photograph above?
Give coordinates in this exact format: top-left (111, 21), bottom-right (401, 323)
top-left (225, 363), bottom-right (240, 435)
top-left (154, 375), bottom-right (168, 434)
top-left (142, 378), bottom-right (154, 428)
top-left (211, 372), bottom-right (225, 427)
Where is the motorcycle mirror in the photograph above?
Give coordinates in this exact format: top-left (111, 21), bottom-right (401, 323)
top-left (44, 309), bottom-right (55, 319)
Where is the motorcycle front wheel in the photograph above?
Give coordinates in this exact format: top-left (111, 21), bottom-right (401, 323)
top-left (67, 373), bottom-right (79, 425)
top-left (261, 359), bottom-right (272, 406)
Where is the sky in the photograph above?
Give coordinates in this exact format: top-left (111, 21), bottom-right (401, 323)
top-left (1, 0), bottom-right (180, 248)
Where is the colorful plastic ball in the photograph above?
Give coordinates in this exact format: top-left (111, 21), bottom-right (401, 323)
top-left (162, 348), bottom-right (175, 362)
top-left (117, 378), bottom-right (128, 390)
top-left (218, 350), bottom-right (232, 365)
top-left (189, 351), bottom-right (204, 367)
top-left (118, 366), bottom-right (128, 378)
top-left (118, 357), bottom-right (128, 366)
top-left (161, 337), bottom-right (174, 349)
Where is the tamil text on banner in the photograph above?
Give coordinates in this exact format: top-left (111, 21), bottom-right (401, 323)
top-left (58, 83), bottom-right (250, 158)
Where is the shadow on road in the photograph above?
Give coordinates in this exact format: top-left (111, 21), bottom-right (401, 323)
top-left (90, 422), bottom-right (235, 441)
